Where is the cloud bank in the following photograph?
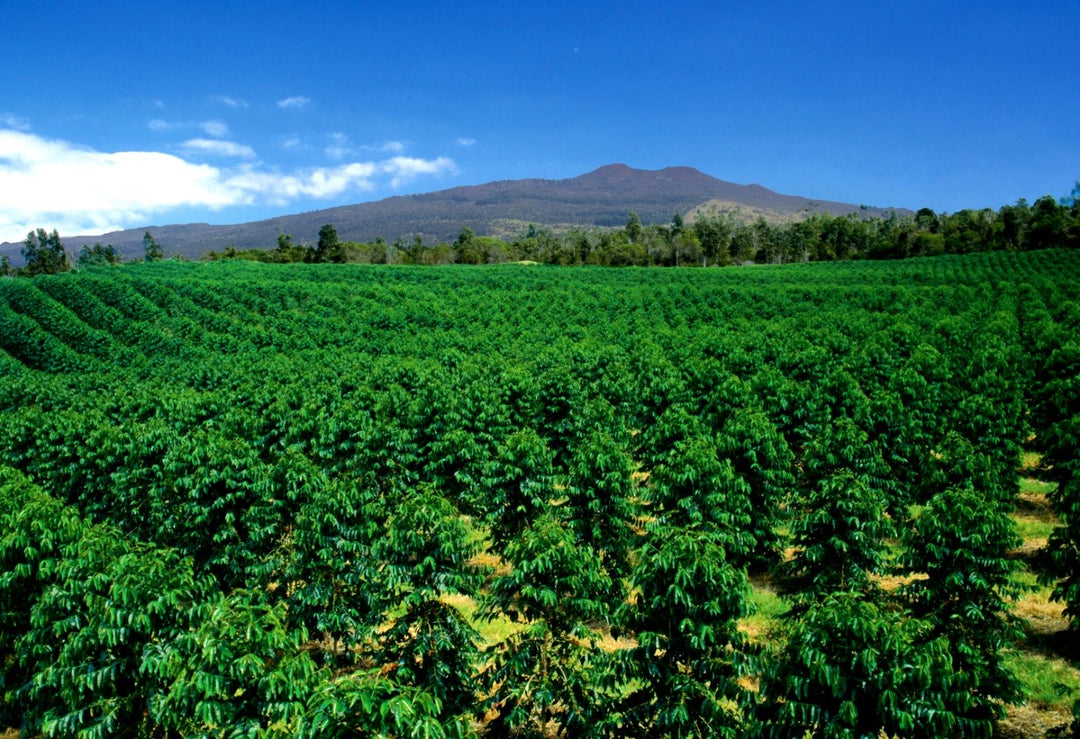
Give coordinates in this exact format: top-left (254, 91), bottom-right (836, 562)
top-left (0, 129), bottom-right (456, 243)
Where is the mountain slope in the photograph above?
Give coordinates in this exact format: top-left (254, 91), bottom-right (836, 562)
top-left (1, 165), bottom-right (910, 262)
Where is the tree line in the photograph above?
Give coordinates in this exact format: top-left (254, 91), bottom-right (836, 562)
top-left (1, 229), bottom-right (165, 277)
top-left (204, 189), bottom-right (1080, 266)
top-left (4, 185), bottom-right (1078, 276)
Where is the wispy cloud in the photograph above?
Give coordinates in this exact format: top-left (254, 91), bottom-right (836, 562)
top-left (182, 138), bottom-right (255, 158)
top-left (199, 120), bottom-right (229, 137)
top-left (0, 129), bottom-right (456, 242)
top-left (325, 132), bottom-right (354, 160)
top-left (375, 140), bottom-right (406, 154)
top-left (325, 136), bottom-right (407, 160)
top-left (456, 137), bottom-right (477, 147)
top-left (213, 95), bottom-right (248, 109)
top-left (149, 119), bottom-right (229, 137)
top-left (277, 96), bottom-right (311, 110)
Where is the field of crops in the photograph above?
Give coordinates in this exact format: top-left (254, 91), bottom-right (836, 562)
top-left (2, 250), bottom-right (1079, 738)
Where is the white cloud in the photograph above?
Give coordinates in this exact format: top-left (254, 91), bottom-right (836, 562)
top-left (182, 138), bottom-right (256, 158)
top-left (277, 96), bottom-right (311, 109)
top-left (148, 118), bottom-right (175, 131)
top-left (227, 162), bottom-right (379, 204)
top-left (0, 129), bottom-right (456, 243)
top-left (0, 129), bottom-right (236, 242)
top-left (1, 113), bottom-right (31, 131)
top-left (200, 120), bottom-right (229, 137)
top-left (456, 137), bottom-right (477, 147)
top-left (381, 156), bottom-right (458, 188)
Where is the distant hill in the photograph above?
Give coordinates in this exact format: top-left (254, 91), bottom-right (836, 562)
top-left (1, 164), bottom-right (911, 262)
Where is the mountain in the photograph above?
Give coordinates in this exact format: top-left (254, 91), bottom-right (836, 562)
top-left (1, 165), bottom-right (910, 262)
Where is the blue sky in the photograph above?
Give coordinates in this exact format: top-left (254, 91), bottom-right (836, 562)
top-left (1, 0), bottom-right (1077, 243)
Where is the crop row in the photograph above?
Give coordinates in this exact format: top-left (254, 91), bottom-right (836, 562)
top-left (0, 250), bottom-right (1078, 736)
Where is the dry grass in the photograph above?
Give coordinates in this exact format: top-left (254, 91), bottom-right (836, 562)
top-left (1016, 489), bottom-right (1059, 524)
top-left (470, 550), bottom-right (512, 578)
top-left (593, 630), bottom-right (637, 653)
top-left (1004, 468), bottom-right (1080, 735)
top-left (1014, 589), bottom-right (1071, 640)
top-left (871, 572), bottom-right (926, 592)
top-left (1012, 488), bottom-right (1059, 563)
top-left (438, 591), bottom-right (524, 647)
top-left (1020, 451), bottom-right (1045, 475)
top-left (996, 702), bottom-right (1073, 739)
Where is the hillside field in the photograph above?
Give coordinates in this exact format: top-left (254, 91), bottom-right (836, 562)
top-left (2, 251), bottom-right (1080, 737)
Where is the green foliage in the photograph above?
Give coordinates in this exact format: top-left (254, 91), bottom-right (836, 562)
top-left (22, 228), bottom-right (70, 275)
top-left (1044, 469), bottom-right (1080, 628)
top-left (758, 592), bottom-right (953, 738)
top-left (786, 471), bottom-right (892, 601)
top-left (901, 486), bottom-right (1025, 730)
top-left (480, 513), bottom-right (613, 735)
top-left (1031, 323), bottom-right (1080, 630)
top-left (648, 434), bottom-right (756, 566)
top-left (716, 407), bottom-right (795, 571)
top-left (0, 252), bottom-right (1079, 736)
top-left (302, 669), bottom-right (457, 738)
top-left (143, 230), bottom-right (165, 262)
top-left (615, 525), bottom-right (753, 738)
top-left (77, 242), bottom-right (122, 266)
top-left (375, 487), bottom-right (483, 724)
top-left (565, 428), bottom-right (637, 582)
top-left (785, 420), bottom-right (894, 600)
top-left (483, 428), bottom-right (556, 552)
top-left (316, 223), bottom-right (343, 263)
top-left (282, 474), bottom-right (386, 655)
top-left (145, 589), bottom-right (319, 737)
top-left (275, 231), bottom-right (311, 262)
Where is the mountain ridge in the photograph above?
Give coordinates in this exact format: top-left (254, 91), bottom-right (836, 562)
top-left (1, 165), bottom-right (911, 262)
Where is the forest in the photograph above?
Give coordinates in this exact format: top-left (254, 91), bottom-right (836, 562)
top-left (1, 246), bottom-right (1079, 737)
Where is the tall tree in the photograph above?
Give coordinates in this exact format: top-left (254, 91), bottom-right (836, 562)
top-left (22, 228), bottom-right (69, 275)
top-left (143, 230), bottom-right (165, 262)
top-left (625, 211), bottom-right (643, 244)
top-left (316, 224), bottom-right (342, 263)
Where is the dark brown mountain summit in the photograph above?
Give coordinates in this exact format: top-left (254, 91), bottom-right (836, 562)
top-left (1, 165), bottom-right (909, 262)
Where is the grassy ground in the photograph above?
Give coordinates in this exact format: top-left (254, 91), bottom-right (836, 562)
top-left (995, 473), bottom-right (1080, 737)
